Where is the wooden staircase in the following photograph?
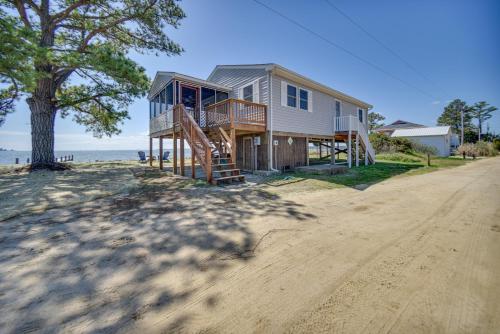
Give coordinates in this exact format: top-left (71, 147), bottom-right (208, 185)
top-left (174, 104), bottom-right (245, 185)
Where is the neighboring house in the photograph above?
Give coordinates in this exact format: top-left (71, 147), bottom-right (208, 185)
top-left (374, 120), bottom-right (425, 136)
top-left (148, 63), bottom-right (375, 184)
top-left (391, 126), bottom-right (452, 157)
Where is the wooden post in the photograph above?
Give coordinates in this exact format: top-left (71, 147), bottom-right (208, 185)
top-left (173, 130), bottom-right (178, 174)
top-left (191, 124), bottom-right (196, 179)
top-left (348, 134), bottom-right (352, 168)
top-left (206, 146), bottom-right (212, 184)
top-left (365, 145), bottom-right (368, 165)
top-left (355, 133), bottom-right (359, 167)
top-left (180, 129), bottom-right (185, 176)
top-left (319, 140), bottom-right (322, 159)
top-left (332, 136), bottom-right (336, 165)
top-left (306, 136), bottom-right (309, 166)
top-left (159, 136), bottom-right (164, 170)
top-left (149, 137), bottom-right (153, 166)
top-left (230, 128), bottom-right (237, 165)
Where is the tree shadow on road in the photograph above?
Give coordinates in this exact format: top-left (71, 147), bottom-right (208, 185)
top-left (0, 173), bottom-right (315, 333)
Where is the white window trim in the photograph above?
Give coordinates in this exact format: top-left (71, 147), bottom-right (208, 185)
top-left (239, 79), bottom-right (260, 103)
top-left (335, 99), bottom-right (342, 117)
top-left (281, 80), bottom-right (313, 112)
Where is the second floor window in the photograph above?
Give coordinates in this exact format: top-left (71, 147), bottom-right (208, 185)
top-left (299, 89), bottom-right (308, 111)
top-left (287, 85), bottom-right (297, 108)
top-left (335, 100), bottom-right (341, 117)
top-left (358, 108), bottom-right (364, 123)
top-left (243, 84), bottom-right (253, 102)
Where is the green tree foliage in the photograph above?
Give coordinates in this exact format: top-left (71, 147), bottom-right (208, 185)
top-left (368, 111), bottom-right (385, 131)
top-left (471, 101), bottom-right (497, 140)
top-left (368, 132), bottom-right (413, 154)
top-left (437, 99), bottom-right (475, 139)
top-left (0, 0), bottom-right (185, 168)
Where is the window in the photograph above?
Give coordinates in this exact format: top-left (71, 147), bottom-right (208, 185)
top-left (335, 100), bottom-right (341, 117)
top-left (201, 87), bottom-right (216, 109)
top-left (159, 89), bottom-right (166, 113)
top-left (358, 108), bottom-right (363, 123)
top-left (242, 84), bottom-right (253, 102)
top-left (299, 89), bottom-right (308, 111)
top-left (166, 82), bottom-right (173, 107)
top-left (287, 85), bottom-right (297, 108)
top-left (216, 91), bottom-right (228, 102)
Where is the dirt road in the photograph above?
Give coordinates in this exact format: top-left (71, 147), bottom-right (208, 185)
top-left (1, 158), bottom-right (499, 333)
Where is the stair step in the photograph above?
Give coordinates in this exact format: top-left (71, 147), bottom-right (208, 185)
top-left (213, 169), bottom-right (240, 174)
top-left (212, 163), bottom-right (235, 168)
top-left (213, 174), bottom-right (245, 184)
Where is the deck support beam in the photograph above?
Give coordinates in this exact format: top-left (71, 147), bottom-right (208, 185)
top-left (159, 136), bottom-right (164, 170)
top-left (173, 128), bottom-right (178, 174)
top-left (180, 129), bottom-right (185, 176)
top-left (331, 136), bottom-right (335, 165)
top-left (365, 145), bottom-right (369, 166)
top-left (348, 130), bottom-right (352, 168)
top-left (306, 136), bottom-right (309, 166)
top-left (230, 128), bottom-right (237, 165)
top-left (149, 137), bottom-right (153, 167)
top-left (191, 124), bottom-right (196, 179)
top-left (355, 134), bottom-right (359, 167)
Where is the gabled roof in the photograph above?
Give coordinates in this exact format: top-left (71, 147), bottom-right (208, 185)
top-left (391, 126), bottom-right (451, 137)
top-left (208, 63), bottom-right (372, 109)
top-left (148, 72), bottom-right (232, 100)
top-left (376, 120), bottom-right (426, 131)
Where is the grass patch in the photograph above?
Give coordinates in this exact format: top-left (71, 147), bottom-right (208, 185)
top-left (263, 153), bottom-right (472, 192)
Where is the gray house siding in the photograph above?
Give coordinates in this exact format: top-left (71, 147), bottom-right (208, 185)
top-left (209, 68), bottom-right (269, 105)
top-left (270, 74), bottom-right (368, 136)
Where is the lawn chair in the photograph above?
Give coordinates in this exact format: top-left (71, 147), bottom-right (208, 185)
top-left (162, 151), bottom-right (170, 162)
top-left (138, 151), bottom-right (147, 163)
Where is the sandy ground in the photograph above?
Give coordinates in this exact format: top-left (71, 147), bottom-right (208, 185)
top-left (0, 157), bottom-right (499, 333)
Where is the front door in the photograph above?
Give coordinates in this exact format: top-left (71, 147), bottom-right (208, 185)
top-left (180, 84), bottom-right (199, 122)
top-left (242, 137), bottom-right (253, 171)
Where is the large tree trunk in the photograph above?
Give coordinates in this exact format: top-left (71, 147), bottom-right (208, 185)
top-left (27, 96), bottom-right (57, 169)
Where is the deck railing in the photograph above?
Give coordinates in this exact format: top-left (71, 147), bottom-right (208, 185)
top-left (205, 98), bottom-right (266, 129)
top-left (334, 116), bottom-right (375, 161)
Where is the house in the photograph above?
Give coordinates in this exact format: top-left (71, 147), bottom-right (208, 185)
top-left (391, 126), bottom-right (452, 157)
top-left (148, 64), bottom-right (375, 184)
top-left (374, 120), bottom-right (425, 136)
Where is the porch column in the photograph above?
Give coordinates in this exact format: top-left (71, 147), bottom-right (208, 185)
top-left (173, 129), bottom-right (178, 174)
top-left (355, 133), bottom-right (359, 167)
top-left (149, 137), bottom-right (153, 167)
top-left (159, 136), bottom-right (164, 170)
top-left (180, 129), bottom-right (185, 176)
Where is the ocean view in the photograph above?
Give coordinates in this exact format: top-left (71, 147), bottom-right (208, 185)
top-left (0, 149), bottom-right (192, 165)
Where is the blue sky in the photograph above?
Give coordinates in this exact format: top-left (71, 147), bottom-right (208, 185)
top-left (1, 0), bottom-right (499, 150)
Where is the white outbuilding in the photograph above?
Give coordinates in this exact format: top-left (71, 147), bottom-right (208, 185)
top-left (391, 126), bottom-right (452, 157)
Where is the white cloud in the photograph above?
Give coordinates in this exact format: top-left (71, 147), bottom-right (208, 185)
top-left (431, 100), bottom-right (441, 105)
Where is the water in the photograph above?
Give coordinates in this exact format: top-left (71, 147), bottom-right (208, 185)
top-left (0, 150), bottom-right (192, 165)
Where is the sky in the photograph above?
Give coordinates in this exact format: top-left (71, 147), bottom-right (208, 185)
top-left (1, 0), bottom-right (499, 151)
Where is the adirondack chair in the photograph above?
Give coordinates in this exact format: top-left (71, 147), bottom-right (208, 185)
top-left (162, 151), bottom-right (170, 162)
top-left (138, 151), bottom-right (147, 163)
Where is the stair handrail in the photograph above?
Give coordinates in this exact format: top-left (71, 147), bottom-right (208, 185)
top-left (217, 127), bottom-right (233, 157)
top-left (174, 104), bottom-right (212, 183)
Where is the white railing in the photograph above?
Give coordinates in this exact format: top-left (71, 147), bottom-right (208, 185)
top-left (334, 116), bottom-right (375, 162)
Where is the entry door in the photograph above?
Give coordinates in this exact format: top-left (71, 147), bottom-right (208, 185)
top-left (180, 84), bottom-right (199, 122)
top-left (242, 137), bottom-right (254, 171)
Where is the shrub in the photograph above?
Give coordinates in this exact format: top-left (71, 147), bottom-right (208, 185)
top-left (369, 132), bottom-right (413, 154)
top-left (492, 138), bottom-right (500, 151)
top-left (457, 143), bottom-right (478, 158)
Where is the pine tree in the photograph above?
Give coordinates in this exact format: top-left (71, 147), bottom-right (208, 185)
top-left (0, 0), bottom-right (185, 169)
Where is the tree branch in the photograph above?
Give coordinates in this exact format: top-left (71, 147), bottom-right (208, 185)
top-left (50, 0), bottom-right (88, 25)
top-left (13, 0), bottom-right (33, 28)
